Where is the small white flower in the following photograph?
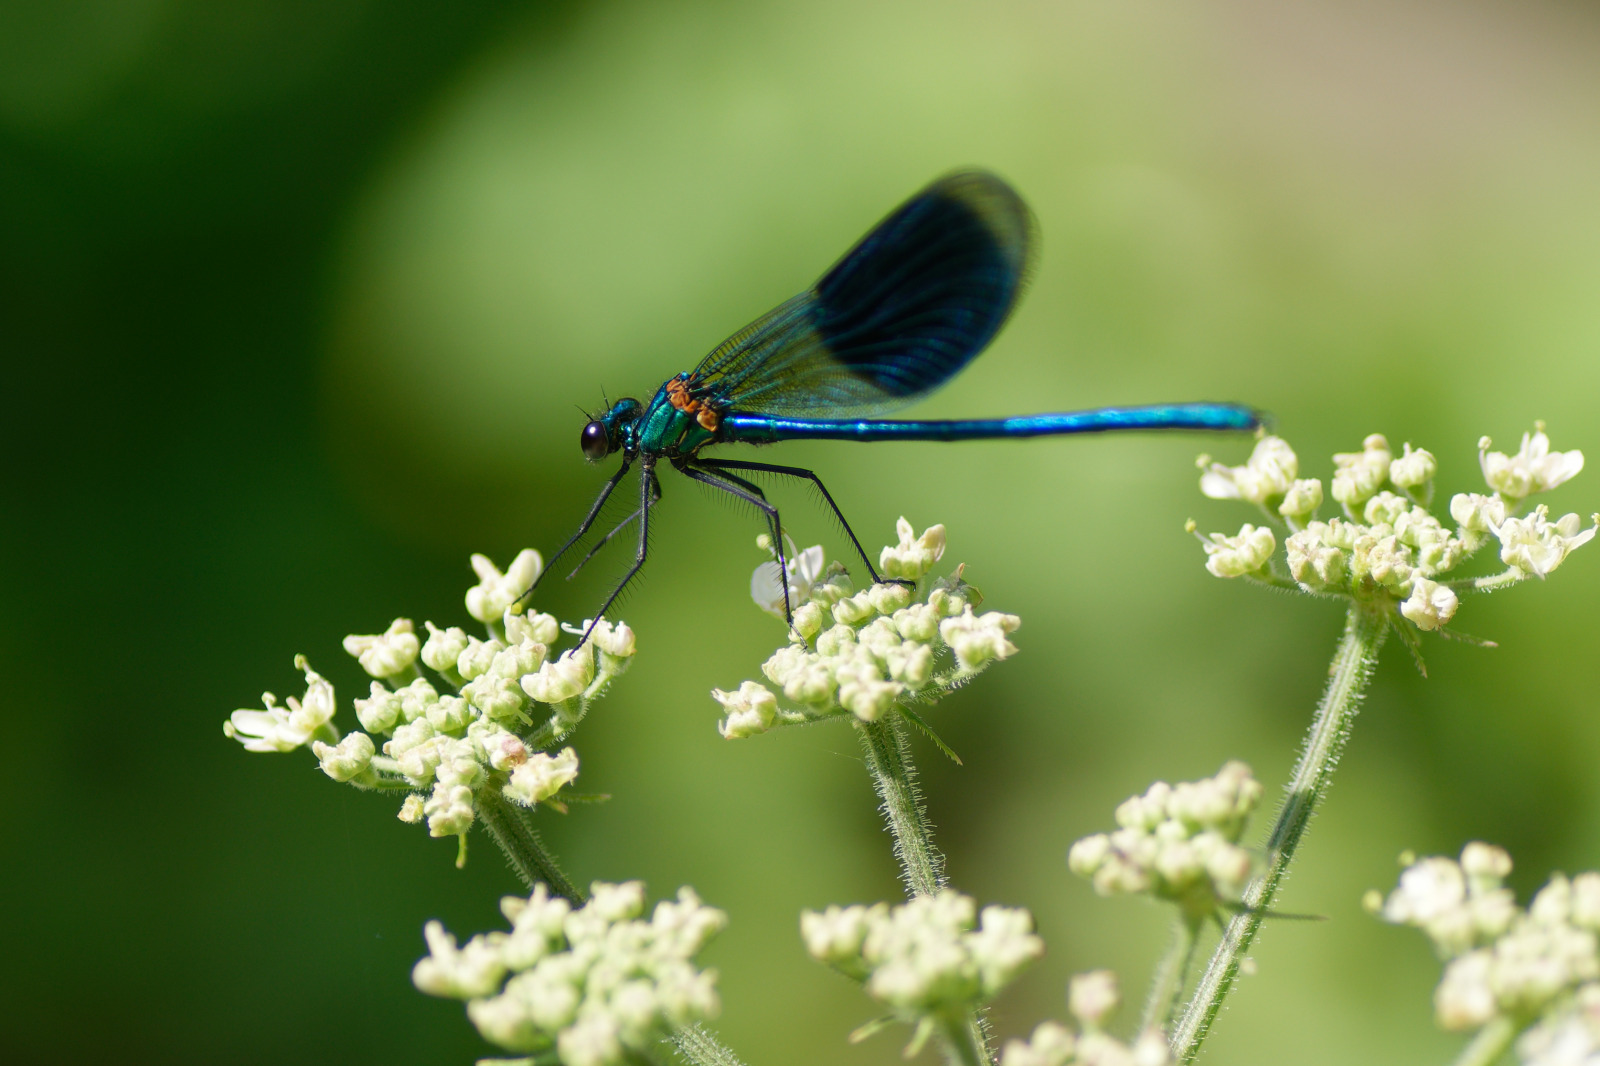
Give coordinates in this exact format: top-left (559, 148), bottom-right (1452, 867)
top-left (224, 656), bottom-right (337, 753)
top-left (421, 622), bottom-right (470, 674)
top-left (1068, 969), bottom-right (1121, 1028)
top-left (835, 655), bottom-right (903, 722)
top-left (1390, 443), bottom-right (1439, 489)
top-left (805, 890), bottom-right (1037, 1017)
top-left (1200, 523), bottom-right (1275, 579)
top-left (1278, 478), bottom-right (1324, 523)
top-left (1400, 576), bottom-right (1459, 631)
top-left (353, 681), bottom-right (403, 735)
top-left (587, 618), bottom-right (637, 662)
top-left (1331, 434), bottom-right (1394, 509)
top-left (342, 618), bottom-right (420, 679)
top-left (1071, 764), bottom-right (1262, 914)
top-left (969, 905), bottom-right (1044, 997)
top-left (1285, 523), bottom-right (1348, 589)
top-left (879, 518), bottom-right (947, 581)
top-left (712, 680), bottom-right (778, 739)
top-left (939, 607), bottom-right (1021, 670)
top-left (1495, 506), bottom-right (1597, 579)
top-left (1481, 423), bottom-right (1585, 501)
top-left (424, 782), bottom-right (476, 837)
top-left (466, 549), bottom-right (544, 624)
top-left (751, 537), bottom-right (828, 618)
top-left (413, 920), bottom-right (508, 999)
top-left (521, 648), bottom-right (596, 704)
top-left (312, 731), bottom-right (375, 782)
top-left (1198, 436), bottom-right (1299, 506)
top-left (503, 748), bottom-right (579, 806)
top-left (557, 1011), bottom-right (623, 1066)
top-left (1000, 1022), bottom-right (1077, 1066)
top-left (801, 903), bottom-right (886, 971)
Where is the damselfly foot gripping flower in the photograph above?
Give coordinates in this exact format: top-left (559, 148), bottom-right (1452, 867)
top-left (223, 550), bottom-right (636, 861)
top-left (713, 519), bottom-right (1019, 739)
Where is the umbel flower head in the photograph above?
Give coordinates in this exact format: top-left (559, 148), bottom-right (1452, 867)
top-left (1193, 425), bottom-right (1594, 641)
top-left (1068, 762), bottom-right (1263, 922)
top-left (712, 519), bottom-right (1020, 738)
top-left (1368, 843), bottom-right (1600, 1049)
top-left (999, 970), bottom-right (1172, 1066)
top-left (802, 889), bottom-right (1043, 1056)
top-left (414, 881), bottom-right (726, 1066)
top-left (223, 551), bottom-right (636, 860)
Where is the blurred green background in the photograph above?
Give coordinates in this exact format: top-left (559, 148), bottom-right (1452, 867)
top-left (5, 1), bottom-right (1599, 1063)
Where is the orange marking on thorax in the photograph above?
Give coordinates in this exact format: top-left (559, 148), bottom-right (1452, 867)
top-left (667, 375), bottom-right (721, 431)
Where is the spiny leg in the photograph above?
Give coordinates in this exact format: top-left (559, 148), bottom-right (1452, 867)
top-left (567, 477), bottom-right (663, 580)
top-left (523, 458), bottom-right (632, 603)
top-left (580, 462), bottom-right (656, 645)
top-left (678, 460), bottom-right (792, 621)
top-left (694, 457), bottom-right (907, 588)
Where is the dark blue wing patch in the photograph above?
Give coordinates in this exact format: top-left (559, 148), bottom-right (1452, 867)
top-left (811, 171), bottom-right (1033, 398)
top-left (691, 170), bottom-right (1035, 418)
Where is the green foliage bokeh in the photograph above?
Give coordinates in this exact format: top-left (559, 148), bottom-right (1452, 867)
top-left (5, 2), bottom-right (1599, 1064)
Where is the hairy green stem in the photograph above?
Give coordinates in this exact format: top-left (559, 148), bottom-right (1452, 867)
top-left (667, 1022), bottom-right (749, 1066)
top-left (1448, 1017), bottom-right (1518, 1066)
top-left (476, 790), bottom-right (749, 1066)
top-left (475, 786), bottom-right (584, 902)
top-left (1171, 603), bottom-right (1387, 1061)
top-left (857, 715), bottom-right (991, 1066)
top-left (1141, 914), bottom-right (1201, 1035)
top-left (857, 715), bottom-right (945, 895)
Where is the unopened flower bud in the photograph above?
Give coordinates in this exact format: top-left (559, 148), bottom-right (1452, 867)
top-left (343, 618), bottom-right (421, 679)
top-left (503, 747), bottom-right (578, 806)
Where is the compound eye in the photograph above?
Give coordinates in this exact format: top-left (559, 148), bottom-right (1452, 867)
top-left (580, 420), bottom-right (611, 460)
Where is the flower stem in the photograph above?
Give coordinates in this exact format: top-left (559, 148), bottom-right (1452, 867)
top-left (856, 715), bottom-right (992, 1065)
top-left (1171, 603), bottom-right (1387, 1061)
top-left (667, 1022), bottom-right (749, 1066)
top-left (857, 715), bottom-right (944, 896)
top-left (476, 789), bottom-right (750, 1066)
top-left (475, 786), bottom-right (583, 903)
top-left (1141, 914), bottom-right (1201, 1035)
top-left (937, 1011), bottom-right (989, 1066)
top-left (1448, 1017), bottom-right (1518, 1066)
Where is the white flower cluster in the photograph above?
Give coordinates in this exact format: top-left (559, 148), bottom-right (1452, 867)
top-left (1518, 984), bottom-right (1600, 1066)
top-left (1000, 971), bottom-right (1171, 1066)
top-left (1068, 762), bottom-right (1262, 917)
top-left (802, 889), bottom-right (1042, 1023)
top-left (1369, 843), bottom-right (1600, 1040)
top-left (414, 882), bottom-right (725, 1066)
top-left (713, 520), bottom-right (1020, 737)
top-left (224, 552), bottom-right (635, 842)
top-left (1195, 426), bottom-right (1594, 633)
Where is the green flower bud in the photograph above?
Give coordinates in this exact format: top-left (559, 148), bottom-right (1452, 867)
top-left (424, 782), bottom-right (476, 837)
top-left (503, 747), bottom-right (579, 806)
top-left (466, 550), bottom-right (543, 624)
top-left (354, 681), bottom-right (402, 735)
top-left (713, 681), bottom-right (779, 739)
top-left (878, 518), bottom-right (947, 581)
top-left (343, 618), bottom-right (420, 679)
top-left (421, 622), bottom-right (469, 674)
top-left (312, 731), bottom-right (375, 782)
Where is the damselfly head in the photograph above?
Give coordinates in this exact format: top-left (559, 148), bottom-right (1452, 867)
top-left (581, 397), bottom-right (644, 461)
top-left (579, 419), bottom-right (611, 460)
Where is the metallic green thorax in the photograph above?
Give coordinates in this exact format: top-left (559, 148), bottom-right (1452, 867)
top-left (607, 376), bottom-right (720, 460)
